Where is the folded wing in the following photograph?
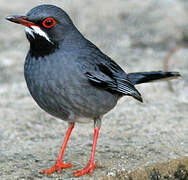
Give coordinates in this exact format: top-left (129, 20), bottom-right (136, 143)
top-left (79, 47), bottom-right (143, 102)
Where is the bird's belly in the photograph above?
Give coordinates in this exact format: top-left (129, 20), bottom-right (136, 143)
top-left (25, 75), bottom-right (119, 122)
top-left (24, 57), bottom-right (119, 122)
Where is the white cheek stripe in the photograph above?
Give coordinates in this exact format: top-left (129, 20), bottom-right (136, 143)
top-left (25, 27), bottom-right (35, 38)
top-left (25, 26), bottom-right (53, 44)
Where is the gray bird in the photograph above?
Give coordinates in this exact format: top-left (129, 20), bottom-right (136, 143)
top-left (6, 4), bottom-right (180, 177)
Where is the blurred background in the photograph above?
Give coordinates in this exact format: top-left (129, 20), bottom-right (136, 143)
top-left (0, 0), bottom-right (187, 179)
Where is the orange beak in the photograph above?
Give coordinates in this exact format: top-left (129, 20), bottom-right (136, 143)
top-left (6, 15), bottom-right (35, 28)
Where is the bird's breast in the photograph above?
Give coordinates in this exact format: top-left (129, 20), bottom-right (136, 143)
top-left (24, 51), bottom-right (119, 122)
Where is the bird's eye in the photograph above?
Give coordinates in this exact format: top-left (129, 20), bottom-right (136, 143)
top-left (42, 18), bottom-right (56, 28)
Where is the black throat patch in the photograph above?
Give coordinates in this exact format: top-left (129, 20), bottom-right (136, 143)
top-left (25, 30), bottom-right (59, 58)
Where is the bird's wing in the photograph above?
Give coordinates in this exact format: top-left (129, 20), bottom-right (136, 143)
top-left (78, 48), bottom-right (143, 102)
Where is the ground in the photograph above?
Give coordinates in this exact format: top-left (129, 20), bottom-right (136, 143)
top-left (0, 0), bottom-right (188, 179)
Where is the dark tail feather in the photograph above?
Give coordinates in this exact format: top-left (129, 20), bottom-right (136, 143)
top-left (128, 71), bottom-right (181, 85)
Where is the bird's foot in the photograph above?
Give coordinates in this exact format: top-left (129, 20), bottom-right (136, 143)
top-left (41, 160), bottom-right (72, 175)
top-left (73, 161), bottom-right (97, 177)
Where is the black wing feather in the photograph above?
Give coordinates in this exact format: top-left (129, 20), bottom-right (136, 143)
top-left (79, 44), bottom-right (143, 102)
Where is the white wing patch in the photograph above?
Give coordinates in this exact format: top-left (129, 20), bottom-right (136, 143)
top-left (25, 26), bottom-right (53, 44)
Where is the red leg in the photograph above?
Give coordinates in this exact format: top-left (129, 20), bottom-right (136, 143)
top-left (74, 124), bottom-right (100, 177)
top-left (41, 123), bottom-right (74, 175)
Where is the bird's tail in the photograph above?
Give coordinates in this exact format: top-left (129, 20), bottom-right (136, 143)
top-left (128, 71), bottom-right (181, 85)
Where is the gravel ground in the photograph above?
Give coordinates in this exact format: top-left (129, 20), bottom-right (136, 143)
top-left (0, 0), bottom-right (187, 179)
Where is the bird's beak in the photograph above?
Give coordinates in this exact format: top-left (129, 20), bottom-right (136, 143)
top-left (6, 15), bottom-right (53, 44)
top-left (6, 15), bottom-right (35, 28)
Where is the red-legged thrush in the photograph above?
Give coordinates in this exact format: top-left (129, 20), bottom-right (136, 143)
top-left (6, 4), bottom-right (180, 177)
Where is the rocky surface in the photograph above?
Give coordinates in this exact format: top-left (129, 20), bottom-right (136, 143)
top-left (0, 0), bottom-right (187, 179)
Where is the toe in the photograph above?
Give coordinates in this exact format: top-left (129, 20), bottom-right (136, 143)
top-left (62, 162), bottom-right (72, 168)
top-left (73, 162), bottom-right (96, 177)
top-left (40, 161), bottom-right (72, 175)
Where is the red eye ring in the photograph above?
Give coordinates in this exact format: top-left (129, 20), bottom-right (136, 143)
top-left (42, 18), bottom-right (56, 28)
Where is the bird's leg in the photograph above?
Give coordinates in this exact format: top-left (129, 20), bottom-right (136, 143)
top-left (74, 117), bottom-right (101, 177)
top-left (41, 122), bottom-right (75, 175)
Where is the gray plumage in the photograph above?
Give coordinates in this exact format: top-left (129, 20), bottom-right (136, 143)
top-left (6, 4), bottom-right (181, 177)
top-left (21, 4), bottom-right (180, 123)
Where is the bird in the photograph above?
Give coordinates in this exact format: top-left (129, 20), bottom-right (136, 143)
top-left (6, 4), bottom-right (180, 177)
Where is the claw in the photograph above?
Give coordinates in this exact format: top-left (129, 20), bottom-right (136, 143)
top-left (41, 160), bottom-right (72, 175)
top-left (40, 123), bottom-right (75, 175)
top-left (73, 126), bottom-right (100, 177)
top-left (74, 162), bottom-right (96, 177)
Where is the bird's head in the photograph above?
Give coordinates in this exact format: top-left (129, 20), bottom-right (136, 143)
top-left (6, 4), bottom-right (75, 57)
